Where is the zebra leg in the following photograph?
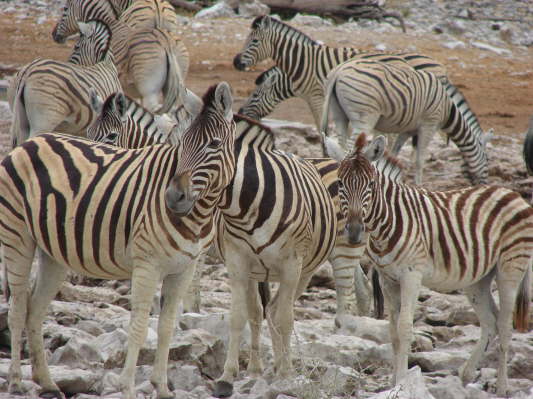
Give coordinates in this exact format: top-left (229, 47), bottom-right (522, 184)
top-left (119, 263), bottom-right (161, 399)
top-left (380, 274), bottom-right (401, 385)
top-left (246, 279), bottom-right (264, 376)
top-left (182, 255), bottom-right (202, 313)
top-left (215, 253), bottom-right (250, 397)
top-left (390, 133), bottom-right (413, 156)
top-left (413, 124), bottom-right (438, 185)
top-left (27, 250), bottom-right (68, 397)
top-left (267, 256), bottom-right (302, 378)
top-left (5, 239), bottom-right (36, 395)
top-left (459, 270), bottom-right (497, 386)
top-left (494, 261), bottom-right (530, 396)
top-left (151, 267), bottom-right (195, 399)
top-left (395, 270), bottom-right (422, 384)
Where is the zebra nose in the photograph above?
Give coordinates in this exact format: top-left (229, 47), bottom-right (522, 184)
top-left (52, 26), bottom-right (66, 44)
top-left (233, 54), bottom-right (245, 71)
top-left (345, 222), bottom-right (364, 245)
top-left (165, 173), bottom-right (195, 216)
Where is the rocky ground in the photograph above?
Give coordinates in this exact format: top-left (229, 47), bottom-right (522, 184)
top-left (0, 0), bottom-right (532, 398)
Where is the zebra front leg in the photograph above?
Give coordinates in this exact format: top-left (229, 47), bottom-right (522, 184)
top-left (151, 266), bottom-right (196, 399)
top-left (246, 280), bottom-right (264, 376)
top-left (268, 260), bottom-right (303, 378)
top-left (459, 270), bottom-right (497, 386)
top-left (120, 263), bottom-right (161, 399)
top-left (413, 124), bottom-right (438, 185)
top-left (182, 255), bottom-right (202, 313)
top-left (27, 250), bottom-right (68, 398)
top-left (380, 274), bottom-right (401, 385)
top-left (214, 260), bottom-right (250, 398)
top-left (394, 270), bottom-right (422, 384)
top-left (5, 239), bottom-right (35, 395)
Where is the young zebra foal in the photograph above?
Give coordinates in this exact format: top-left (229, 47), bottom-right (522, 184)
top-left (1, 82), bottom-right (236, 399)
top-left (326, 133), bottom-right (532, 396)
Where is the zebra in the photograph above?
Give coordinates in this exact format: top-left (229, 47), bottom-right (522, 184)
top-left (320, 59), bottom-right (492, 185)
top-left (88, 90), bottom-right (375, 397)
top-left (52, 1), bottom-right (188, 113)
top-left (233, 15), bottom-right (447, 128)
top-left (1, 82), bottom-right (236, 399)
top-left (9, 19), bottom-right (121, 147)
top-left (324, 132), bottom-right (532, 396)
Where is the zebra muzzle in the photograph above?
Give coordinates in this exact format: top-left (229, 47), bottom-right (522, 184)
top-left (345, 222), bottom-right (364, 245)
top-left (165, 173), bottom-right (197, 217)
top-left (51, 25), bottom-right (66, 44)
top-left (233, 54), bottom-right (248, 71)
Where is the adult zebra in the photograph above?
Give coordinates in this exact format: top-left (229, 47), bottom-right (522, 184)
top-left (321, 59), bottom-right (492, 185)
top-left (89, 90), bottom-right (375, 397)
top-left (9, 19), bottom-right (121, 147)
top-left (233, 15), bottom-right (447, 127)
top-left (1, 82), bottom-right (236, 399)
top-left (325, 133), bottom-right (532, 396)
top-left (52, 0), bottom-right (187, 113)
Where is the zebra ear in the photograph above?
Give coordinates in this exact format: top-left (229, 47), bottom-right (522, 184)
top-left (364, 135), bottom-right (386, 162)
top-left (182, 88), bottom-right (203, 120)
top-left (214, 82), bottom-right (233, 123)
top-left (321, 133), bottom-right (345, 162)
top-left (113, 93), bottom-right (128, 122)
top-left (90, 89), bottom-right (104, 114)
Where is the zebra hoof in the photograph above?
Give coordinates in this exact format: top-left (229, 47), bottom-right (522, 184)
top-left (213, 380), bottom-right (233, 398)
top-left (39, 390), bottom-right (65, 399)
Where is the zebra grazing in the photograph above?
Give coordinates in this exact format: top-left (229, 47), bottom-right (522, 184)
top-left (120, 0), bottom-right (179, 33)
top-left (321, 59), bottom-right (492, 185)
top-left (234, 15), bottom-right (447, 127)
top-left (9, 19), bottom-right (121, 147)
top-left (325, 133), bottom-right (532, 396)
top-left (52, 0), bottom-right (188, 113)
top-left (1, 82), bottom-right (236, 399)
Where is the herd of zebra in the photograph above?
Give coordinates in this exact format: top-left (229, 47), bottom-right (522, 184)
top-left (1, 1), bottom-right (532, 398)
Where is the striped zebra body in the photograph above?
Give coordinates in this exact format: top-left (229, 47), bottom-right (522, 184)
top-left (234, 15), bottom-right (447, 127)
top-left (329, 133), bottom-right (532, 396)
top-left (321, 59), bottom-right (491, 185)
top-left (91, 89), bottom-right (372, 320)
top-left (89, 92), bottom-right (373, 397)
top-left (1, 83), bottom-right (236, 399)
top-left (9, 20), bottom-right (121, 146)
top-left (120, 0), bottom-right (179, 33)
top-left (53, 3), bottom-right (187, 113)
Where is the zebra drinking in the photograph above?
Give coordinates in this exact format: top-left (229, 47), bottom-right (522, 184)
top-left (1, 82), bottom-right (236, 399)
top-left (325, 133), bottom-right (532, 396)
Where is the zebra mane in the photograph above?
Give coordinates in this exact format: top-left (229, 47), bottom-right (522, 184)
top-left (234, 114), bottom-right (275, 148)
top-left (255, 67), bottom-right (279, 85)
top-left (252, 15), bottom-right (317, 46)
top-left (83, 18), bottom-right (113, 61)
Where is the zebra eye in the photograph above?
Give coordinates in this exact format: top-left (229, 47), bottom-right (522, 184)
top-left (207, 138), bottom-right (222, 149)
top-left (251, 39), bottom-right (259, 45)
top-left (105, 132), bottom-right (118, 144)
top-left (337, 180), bottom-right (344, 189)
top-left (368, 180), bottom-right (375, 190)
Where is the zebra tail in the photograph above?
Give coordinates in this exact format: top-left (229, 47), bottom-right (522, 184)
top-left (258, 282), bottom-right (270, 319)
top-left (372, 268), bottom-right (385, 319)
top-left (514, 263), bottom-right (531, 332)
top-left (159, 42), bottom-right (183, 114)
top-left (523, 115), bottom-right (533, 176)
top-left (320, 72), bottom-right (338, 137)
top-left (10, 81), bottom-right (30, 148)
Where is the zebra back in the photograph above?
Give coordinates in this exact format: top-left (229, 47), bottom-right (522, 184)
top-left (120, 0), bottom-right (178, 33)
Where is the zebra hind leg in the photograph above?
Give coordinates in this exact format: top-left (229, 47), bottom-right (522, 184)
top-left (494, 258), bottom-right (531, 396)
top-left (27, 250), bottom-right (68, 398)
top-left (4, 238), bottom-right (36, 395)
top-left (459, 269), bottom-right (498, 386)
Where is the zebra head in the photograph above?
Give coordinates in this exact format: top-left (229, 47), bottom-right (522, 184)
top-left (333, 133), bottom-right (386, 245)
top-left (52, 0), bottom-right (118, 44)
top-left (88, 91), bottom-right (128, 146)
top-left (233, 15), bottom-right (275, 71)
top-left (238, 67), bottom-right (294, 120)
top-left (165, 82), bottom-right (236, 217)
top-left (68, 20), bottom-right (113, 66)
